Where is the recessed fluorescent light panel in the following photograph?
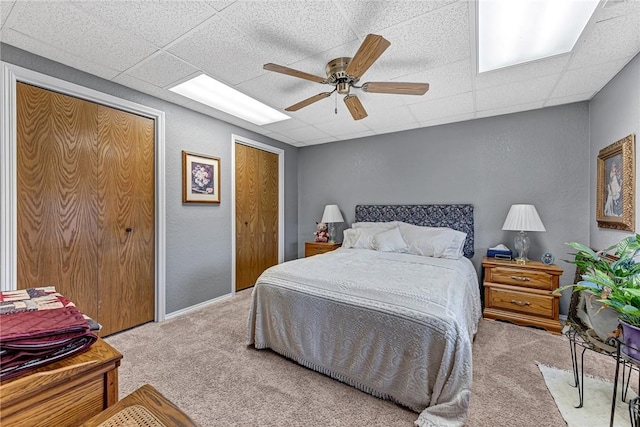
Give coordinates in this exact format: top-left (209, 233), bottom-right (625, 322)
top-left (478, 0), bottom-right (599, 73)
top-left (169, 74), bottom-right (290, 126)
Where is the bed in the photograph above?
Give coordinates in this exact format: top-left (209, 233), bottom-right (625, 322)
top-left (247, 204), bottom-right (481, 427)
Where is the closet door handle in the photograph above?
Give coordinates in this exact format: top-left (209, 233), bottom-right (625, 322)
top-left (125, 227), bottom-right (132, 233)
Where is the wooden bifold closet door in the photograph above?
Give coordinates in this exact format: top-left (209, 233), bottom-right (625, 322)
top-left (16, 82), bottom-right (155, 336)
top-left (235, 143), bottom-right (278, 291)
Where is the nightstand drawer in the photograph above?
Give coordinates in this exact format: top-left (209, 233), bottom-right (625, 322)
top-left (305, 242), bottom-right (341, 257)
top-left (488, 266), bottom-right (555, 291)
top-left (486, 287), bottom-right (555, 319)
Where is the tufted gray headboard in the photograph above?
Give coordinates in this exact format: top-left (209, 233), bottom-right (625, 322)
top-left (354, 204), bottom-right (475, 258)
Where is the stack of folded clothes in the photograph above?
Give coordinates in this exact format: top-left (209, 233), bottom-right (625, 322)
top-left (0, 287), bottom-right (98, 381)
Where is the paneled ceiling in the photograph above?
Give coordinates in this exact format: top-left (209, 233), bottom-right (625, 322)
top-left (1, 1), bottom-right (639, 147)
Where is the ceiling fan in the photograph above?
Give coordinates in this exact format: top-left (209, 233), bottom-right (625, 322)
top-left (263, 34), bottom-right (429, 121)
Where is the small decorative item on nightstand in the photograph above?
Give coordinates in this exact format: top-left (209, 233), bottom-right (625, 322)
top-left (482, 256), bottom-right (563, 334)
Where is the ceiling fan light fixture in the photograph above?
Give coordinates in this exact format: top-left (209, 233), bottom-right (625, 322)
top-left (169, 74), bottom-right (290, 126)
top-left (336, 82), bottom-right (350, 95)
top-left (263, 34), bottom-right (429, 120)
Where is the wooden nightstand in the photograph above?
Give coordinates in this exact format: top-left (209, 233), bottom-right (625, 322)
top-left (482, 257), bottom-right (563, 334)
top-left (305, 242), bottom-right (341, 257)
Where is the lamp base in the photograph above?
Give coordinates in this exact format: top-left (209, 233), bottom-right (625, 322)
top-left (514, 231), bottom-right (530, 264)
top-left (328, 223), bottom-right (336, 244)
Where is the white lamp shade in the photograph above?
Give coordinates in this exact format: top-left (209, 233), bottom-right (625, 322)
top-left (321, 204), bottom-right (344, 224)
top-left (501, 204), bottom-right (546, 232)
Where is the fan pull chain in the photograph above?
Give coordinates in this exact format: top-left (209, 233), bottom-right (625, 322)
top-left (334, 92), bottom-right (338, 115)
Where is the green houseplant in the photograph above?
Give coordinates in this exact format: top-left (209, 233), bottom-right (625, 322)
top-left (557, 234), bottom-right (640, 356)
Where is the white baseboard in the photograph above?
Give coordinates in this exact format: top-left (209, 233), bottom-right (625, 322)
top-left (164, 293), bottom-right (233, 320)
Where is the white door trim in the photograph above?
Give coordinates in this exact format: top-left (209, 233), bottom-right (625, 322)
top-left (230, 134), bottom-right (284, 295)
top-left (0, 62), bottom-right (167, 322)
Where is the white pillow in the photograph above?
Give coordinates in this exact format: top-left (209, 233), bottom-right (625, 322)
top-left (352, 227), bottom-right (381, 249)
top-left (372, 227), bottom-right (407, 253)
top-left (434, 230), bottom-right (467, 259)
top-left (342, 228), bottom-right (360, 249)
top-left (399, 223), bottom-right (467, 259)
top-left (352, 221), bottom-right (400, 230)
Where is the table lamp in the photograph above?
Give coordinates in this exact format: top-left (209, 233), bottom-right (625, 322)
top-left (321, 204), bottom-right (344, 244)
top-left (501, 204), bottom-right (546, 264)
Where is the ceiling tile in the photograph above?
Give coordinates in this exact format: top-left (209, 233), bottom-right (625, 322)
top-left (268, 133), bottom-right (299, 145)
top-left (312, 117), bottom-right (371, 137)
top-left (4, 2), bottom-right (157, 72)
top-left (544, 91), bottom-right (594, 108)
top-left (551, 57), bottom-right (631, 99)
top-left (374, 1), bottom-right (471, 77)
top-left (475, 55), bottom-right (570, 90)
top-left (0, 28), bottom-right (121, 80)
top-left (303, 136), bottom-right (339, 146)
top-left (1, 1), bottom-right (15, 28)
top-left (334, 0), bottom-right (458, 36)
top-left (475, 74), bottom-right (559, 111)
top-left (219, 1), bottom-right (357, 65)
top-left (365, 121), bottom-right (424, 136)
top-left (288, 141), bottom-right (307, 147)
top-left (126, 51), bottom-right (200, 88)
top-left (112, 73), bottom-right (194, 107)
top-left (568, 9), bottom-right (640, 69)
top-left (206, 2), bottom-right (236, 12)
top-left (71, 1), bottom-right (218, 48)
top-left (167, 14), bottom-right (281, 85)
top-left (262, 117), bottom-right (308, 134)
top-left (398, 59), bottom-right (472, 101)
top-left (356, 105), bottom-right (418, 132)
top-left (420, 112), bottom-right (476, 128)
top-left (335, 129), bottom-right (376, 141)
top-left (408, 92), bottom-right (474, 122)
top-left (281, 125), bottom-right (332, 142)
top-left (474, 101), bottom-right (544, 119)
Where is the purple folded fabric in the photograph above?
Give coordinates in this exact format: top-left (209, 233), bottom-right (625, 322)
top-left (0, 287), bottom-right (97, 381)
top-left (0, 334), bottom-right (97, 381)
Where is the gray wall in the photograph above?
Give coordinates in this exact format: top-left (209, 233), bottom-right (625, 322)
top-left (589, 52), bottom-right (640, 250)
top-left (1, 43), bottom-right (299, 314)
top-left (298, 103), bottom-right (591, 315)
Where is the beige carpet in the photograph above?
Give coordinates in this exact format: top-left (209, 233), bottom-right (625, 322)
top-left (105, 289), bottom-right (626, 426)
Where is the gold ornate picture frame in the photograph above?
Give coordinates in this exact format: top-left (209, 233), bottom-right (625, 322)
top-left (596, 134), bottom-right (635, 231)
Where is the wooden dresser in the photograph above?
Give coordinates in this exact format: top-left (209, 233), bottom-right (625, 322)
top-left (482, 257), bottom-right (563, 334)
top-left (0, 338), bottom-right (122, 426)
top-left (305, 242), bottom-right (341, 257)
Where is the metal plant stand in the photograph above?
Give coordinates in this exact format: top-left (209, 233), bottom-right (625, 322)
top-left (565, 323), bottom-right (640, 427)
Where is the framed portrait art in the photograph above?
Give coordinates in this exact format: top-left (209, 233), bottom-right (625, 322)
top-left (182, 151), bottom-right (220, 204)
top-left (596, 134), bottom-right (635, 231)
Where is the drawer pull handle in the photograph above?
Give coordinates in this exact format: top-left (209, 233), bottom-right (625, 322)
top-left (511, 275), bottom-right (531, 281)
top-left (510, 299), bottom-right (531, 306)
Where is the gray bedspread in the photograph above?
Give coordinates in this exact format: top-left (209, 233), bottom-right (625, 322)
top-left (247, 248), bottom-right (481, 427)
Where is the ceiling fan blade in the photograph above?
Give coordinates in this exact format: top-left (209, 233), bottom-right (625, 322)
top-left (345, 34), bottom-right (391, 79)
top-left (362, 82), bottom-right (429, 95)
top-left (285, 92), bottom-right (332, 112)
top-left (264, 63), bottom-right (327, 84)
top-left (344, 95), bottom-right (368, 120)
